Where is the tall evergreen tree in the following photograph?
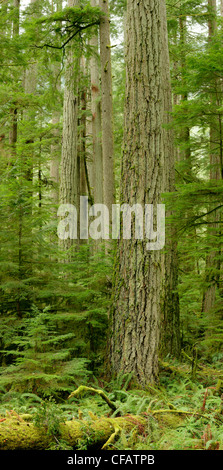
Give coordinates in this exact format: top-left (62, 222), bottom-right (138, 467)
top-left (160, 3), bottom-right (180, 358)
top-left (8, 0), bottom-right (20, 161)
top-left (99, 0), bottom-right (115, 221)
top-left (59, 0), bottom-right (80, 250)
top-left (109, 0), bottom-right (177, 385)
top-left (90, 0), bottom-right (103, 207)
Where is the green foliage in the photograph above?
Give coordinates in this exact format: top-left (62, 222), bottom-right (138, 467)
top-left (1, 363), bottom-right (223, 450)
top-left (0, 0), bottom-right (223, 452)
top-left (164, 0), bottom-right (223, 358)
top-left (25, 4), bottom-right (104, 51)
top-left (32, 398), bottom-right (73, 449)
top-left (109, 365), bottom-right (223, 450)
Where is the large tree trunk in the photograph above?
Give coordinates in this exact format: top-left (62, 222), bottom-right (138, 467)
top-left (59, 0), bottom-right (79, 250)
top-left (109, 0), bottom-right (173, 386)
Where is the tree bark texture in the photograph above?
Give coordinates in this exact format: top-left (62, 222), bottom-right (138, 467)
top-left (91, 0), bottom-right (103, 206)
top-left (8, 0), bottom-right (20, 161)
top-left (50, 2), bottom-right (62, 207)
top-left (110, 0), bottom-right (173, 385)
top-left (59, 0), bottom-right (79, 249)
top-left (99, 0), bottom-right (115, 217)
top-left (160, 3), bottom-right (181, 357)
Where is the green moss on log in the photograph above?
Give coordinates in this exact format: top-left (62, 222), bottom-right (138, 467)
top-left (0, 414), bottom-right (147, 450)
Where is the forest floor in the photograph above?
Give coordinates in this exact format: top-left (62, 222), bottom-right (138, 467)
top-left (1, 357), bottom-right (223, 450)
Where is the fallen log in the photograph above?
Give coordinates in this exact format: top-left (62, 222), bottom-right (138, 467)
top-left (0, 411), bottom-right (147, 450)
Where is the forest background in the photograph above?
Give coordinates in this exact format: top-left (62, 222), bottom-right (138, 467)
top-left (0, 0), bottom-right (223, 451)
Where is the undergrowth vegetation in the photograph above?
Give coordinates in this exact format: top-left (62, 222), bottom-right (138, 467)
top-left (1, 360), bottom-right (223, 450)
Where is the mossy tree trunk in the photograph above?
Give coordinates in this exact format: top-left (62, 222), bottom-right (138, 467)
top-left (0, 412), bottom-right (147, 450)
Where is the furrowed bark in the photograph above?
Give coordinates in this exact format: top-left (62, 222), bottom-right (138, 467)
top-left (90, 0), bottom-right (103, 206)
top-left (99, 0), bottom-right (115, 220)
top-left (59, 0), bottom-right (80, 251)
top-left (110, 0), bottom-right (167, 386)
top-left (8, 0), bottom-right (20, 163)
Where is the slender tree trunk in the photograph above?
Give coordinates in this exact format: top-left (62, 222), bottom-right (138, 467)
top-left (160, 5), bottom-right (181, 357)
top-left (178, 10), bottom-right (198, 278)
top-left (50, 107), bottom-right (60, 207)
top-left (90, 0), bottom-right (103, 206)
top-left (208, 0), bottom-right (217, 40)
top-left (50, 0), bottom-right (62, 208)
top-left (17, 0), bottom-right (38, 315)
top-left (99, 0), bottom-right (115, 220)
top-left (179, 16), bottom-right (191, 174)
top-left (110, 0), bottom-right (174, 386)
top-left (1, 0), bottom-right (9, 36)
top-left (9, 0), bottom-right (20, 162)
top-left (9, 0), bottom-right (22, 316)
top-left (77, 56), bottom-right (89, 245)
top-left (24, 0), bottom-right (37, 183)
top-left (78, 56), bottom-right (88, 199)
top-left (50, 68), bottom-right (61, 208)
top-left (172, 25), bottom-right (181, 164)
top-left (8, 108), bottom-right (17, 157)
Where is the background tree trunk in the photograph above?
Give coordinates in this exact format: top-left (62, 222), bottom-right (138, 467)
top-left (50, 104), bottom-right (61, 207)
top-left (50, 2), bottom-right (62, 208)
top-left (179, 16), bottom-right (191, 174)
top-left (202, 0), bottom-right (221, 314)
top-left (160, 3), bottom-right (181, 357)
top-left (9, 0), bottom-right (20, 161)
top-left (99, 0), bottom-right (115, 222)
top-left (90, 0), bottom-right (103, 206)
